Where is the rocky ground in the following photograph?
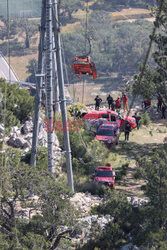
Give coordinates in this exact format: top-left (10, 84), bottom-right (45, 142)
top-left (69, 192), bottom-right (113, 245)
top-left (69, 192), bottom-right (147, 247)
top-left (1, 103), bottom-right (165, 249)
top-left (1, 116), bottom-right (62, 173)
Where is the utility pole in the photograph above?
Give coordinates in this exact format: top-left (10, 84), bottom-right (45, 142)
top-left (52, 36), bottom-right (60, 113)
top-left (52, 0), bottom-right (74, 191)
top-left (30, 0), bottom-right (74, 190)
top-left (30, 0), bottom-right (46, 166)
top-left (45, 0), bottom-right (54, 172)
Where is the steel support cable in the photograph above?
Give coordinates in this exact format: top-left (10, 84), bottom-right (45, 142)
top-left (77, 126), bottom-right (110, 161)
top-left (59, 28), bottom-right (109, 161)
top-left (61, 36), bottom-right (70, 86)
top-left (30, 0), bottom-right (46, 166)
top-left (82, 0), bottom-right (89, 104)
top-left (52, 0), bottom-right (74, 190)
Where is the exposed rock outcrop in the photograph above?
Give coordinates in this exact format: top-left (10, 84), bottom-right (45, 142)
top-left (7, 116), bottom-right (62, 173)
top-left (70, 192), bottom-right (113, 245)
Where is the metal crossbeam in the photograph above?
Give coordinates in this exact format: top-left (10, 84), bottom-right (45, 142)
top-left (30, 0), bottom-right (74, 191)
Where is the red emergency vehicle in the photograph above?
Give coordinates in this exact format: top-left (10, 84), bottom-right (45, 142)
top-left (82, 110), bottom-right (136, 129)
top-left (95, 123), bottom-right (120, 146)
top-left (93, 164), bottom-right (116, 189)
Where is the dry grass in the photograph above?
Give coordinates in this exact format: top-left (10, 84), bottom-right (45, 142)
top-left (6, 52), bottom-right (38, 81)
top-left (67, 83), bottom-right (109, 105)
top-left (113, 8), bottom-right (150, 17)
top-left (111, 8), bottom-right (151, 21)
top-left (67, 79), bottom-right (122, 105)
top-left (3, 34), bottom-right (39, 81)
top-left (130, 123), bottom-right (167, 145)
top-left (62, 22), bottom-right (80, 33)
top-left (72, 9), bottom-right (88, 20)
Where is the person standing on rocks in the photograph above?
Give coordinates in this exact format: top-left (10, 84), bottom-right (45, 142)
top-left (132, 112), bottom-right (141, 130)
top-left (124, 121), bottom-right (131, 141)
top-left (111, 100), bottom-right (116, 111)
top-left (143, 99), bottom-right (151, 109)
top-left (122, 93), bottom-right (128, 112)
top-left (95, 95), bottom-right (102, 110)
top-left (157, 94), bottom-right (163, 112)
top-left (106, 94), bottom-right (113, 109)
top-left (161, 103), bottom-right (166, 119)
top-left (115, 96), bottom-right (121, 112)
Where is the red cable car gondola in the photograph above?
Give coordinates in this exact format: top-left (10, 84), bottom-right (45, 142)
top-left (72, 38), bottom-right (97, 79)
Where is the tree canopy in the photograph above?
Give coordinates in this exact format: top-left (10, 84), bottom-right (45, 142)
top-left (63, 14), bottom-right (153, 81)
top-left (0, 149), bottom-right (76, 249)
top-left (0, 79), bottom-right (34, 130)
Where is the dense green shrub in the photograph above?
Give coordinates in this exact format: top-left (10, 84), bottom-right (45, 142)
top-left (140, 112), bottom-right (151, 126)
top-left (77, 181), bottom-right (107, 196)
top-left (67, 102), bottom-right (87, 117)
top-left (0, 79), bottom-right (34, 130)
top-left (116, 163), bottom-right (129, 181)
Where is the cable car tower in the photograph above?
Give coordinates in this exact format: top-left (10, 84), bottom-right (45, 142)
top-left (30, 0), bottom-right (74, 191)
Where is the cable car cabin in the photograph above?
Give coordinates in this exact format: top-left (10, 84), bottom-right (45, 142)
top-left (72, 56), bottom-right (97, 79)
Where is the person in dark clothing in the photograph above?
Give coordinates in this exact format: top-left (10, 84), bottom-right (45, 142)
top-left (124, 121), bottom-right (131, 141)
top-left (115, 96), bottom-right (121, 112)
top-left (157, 94), bottom-right (163, 112)
top-left (94, 95), bottom-right (102, 110)
top-left (111, 101), bottom-right (116, 111)
top-left (161, 103), bottom-right (166, 119)
top-left (106, 94), bottom-right (113, 109)
top-left (132, 112), bottom-right (141, 130)
top-left (143, 99), bottom-right (151, 109)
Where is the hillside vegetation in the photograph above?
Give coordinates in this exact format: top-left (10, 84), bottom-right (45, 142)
top-left (0, 0), bottom-right (154, 83)
top-left (0, 0), bottom-right (167, 249)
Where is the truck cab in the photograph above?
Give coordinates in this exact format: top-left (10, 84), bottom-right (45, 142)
top-left (83, 110), bottom-right (136, 129)
top-left (93, 164), bottom-right (116, 189)
top-left (95, 123), bottom-right (120, 146)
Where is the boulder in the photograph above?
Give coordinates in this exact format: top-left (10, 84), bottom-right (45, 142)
top-left (22, 141), bottom-right (31, 149)
top-left (8, 136), bottom-right (29, 149)
top-left (12, 126), bottom-right (20, 134)
top-left (14, 138), bottom-right (27, 148)
top-left (21, 120), bottom-right (33, 135)
top-left (70, 192), bottom-right (102, 216)
top-left (7, 136), bottom-right (16, 147)
top-left (25, 135), bottom-right (32, 146)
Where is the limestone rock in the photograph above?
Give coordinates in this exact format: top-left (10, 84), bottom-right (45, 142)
top-left (21, 119), bottom-right (33, 135)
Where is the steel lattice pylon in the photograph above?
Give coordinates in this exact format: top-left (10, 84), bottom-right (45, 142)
top-left (30, 0), bottom-right (74, 191)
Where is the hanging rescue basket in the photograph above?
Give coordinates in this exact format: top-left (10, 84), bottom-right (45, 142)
top-left (72, 56), bottom-right (97, 79)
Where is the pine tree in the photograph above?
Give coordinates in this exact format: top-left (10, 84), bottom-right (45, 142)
top-left (152, 0), bottom-right (167, 101)
top-left (134, 146), bottom-right (167, 247)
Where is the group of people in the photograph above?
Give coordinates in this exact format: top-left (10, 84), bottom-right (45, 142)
top-left (94, 92), bottom-right (166, 142)
top-left (142, 94), bottom-right (166, 119)
top-left (95, 93), bottom-right (129, 112)
top-left (95, 92), bottom-right (166, 119)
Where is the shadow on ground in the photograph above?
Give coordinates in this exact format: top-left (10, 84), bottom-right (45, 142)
top-left (112, 140), bottom-right (164, 159)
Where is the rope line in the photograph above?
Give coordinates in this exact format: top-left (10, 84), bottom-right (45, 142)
top-left (82, 0), bottom-right (89, 104)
